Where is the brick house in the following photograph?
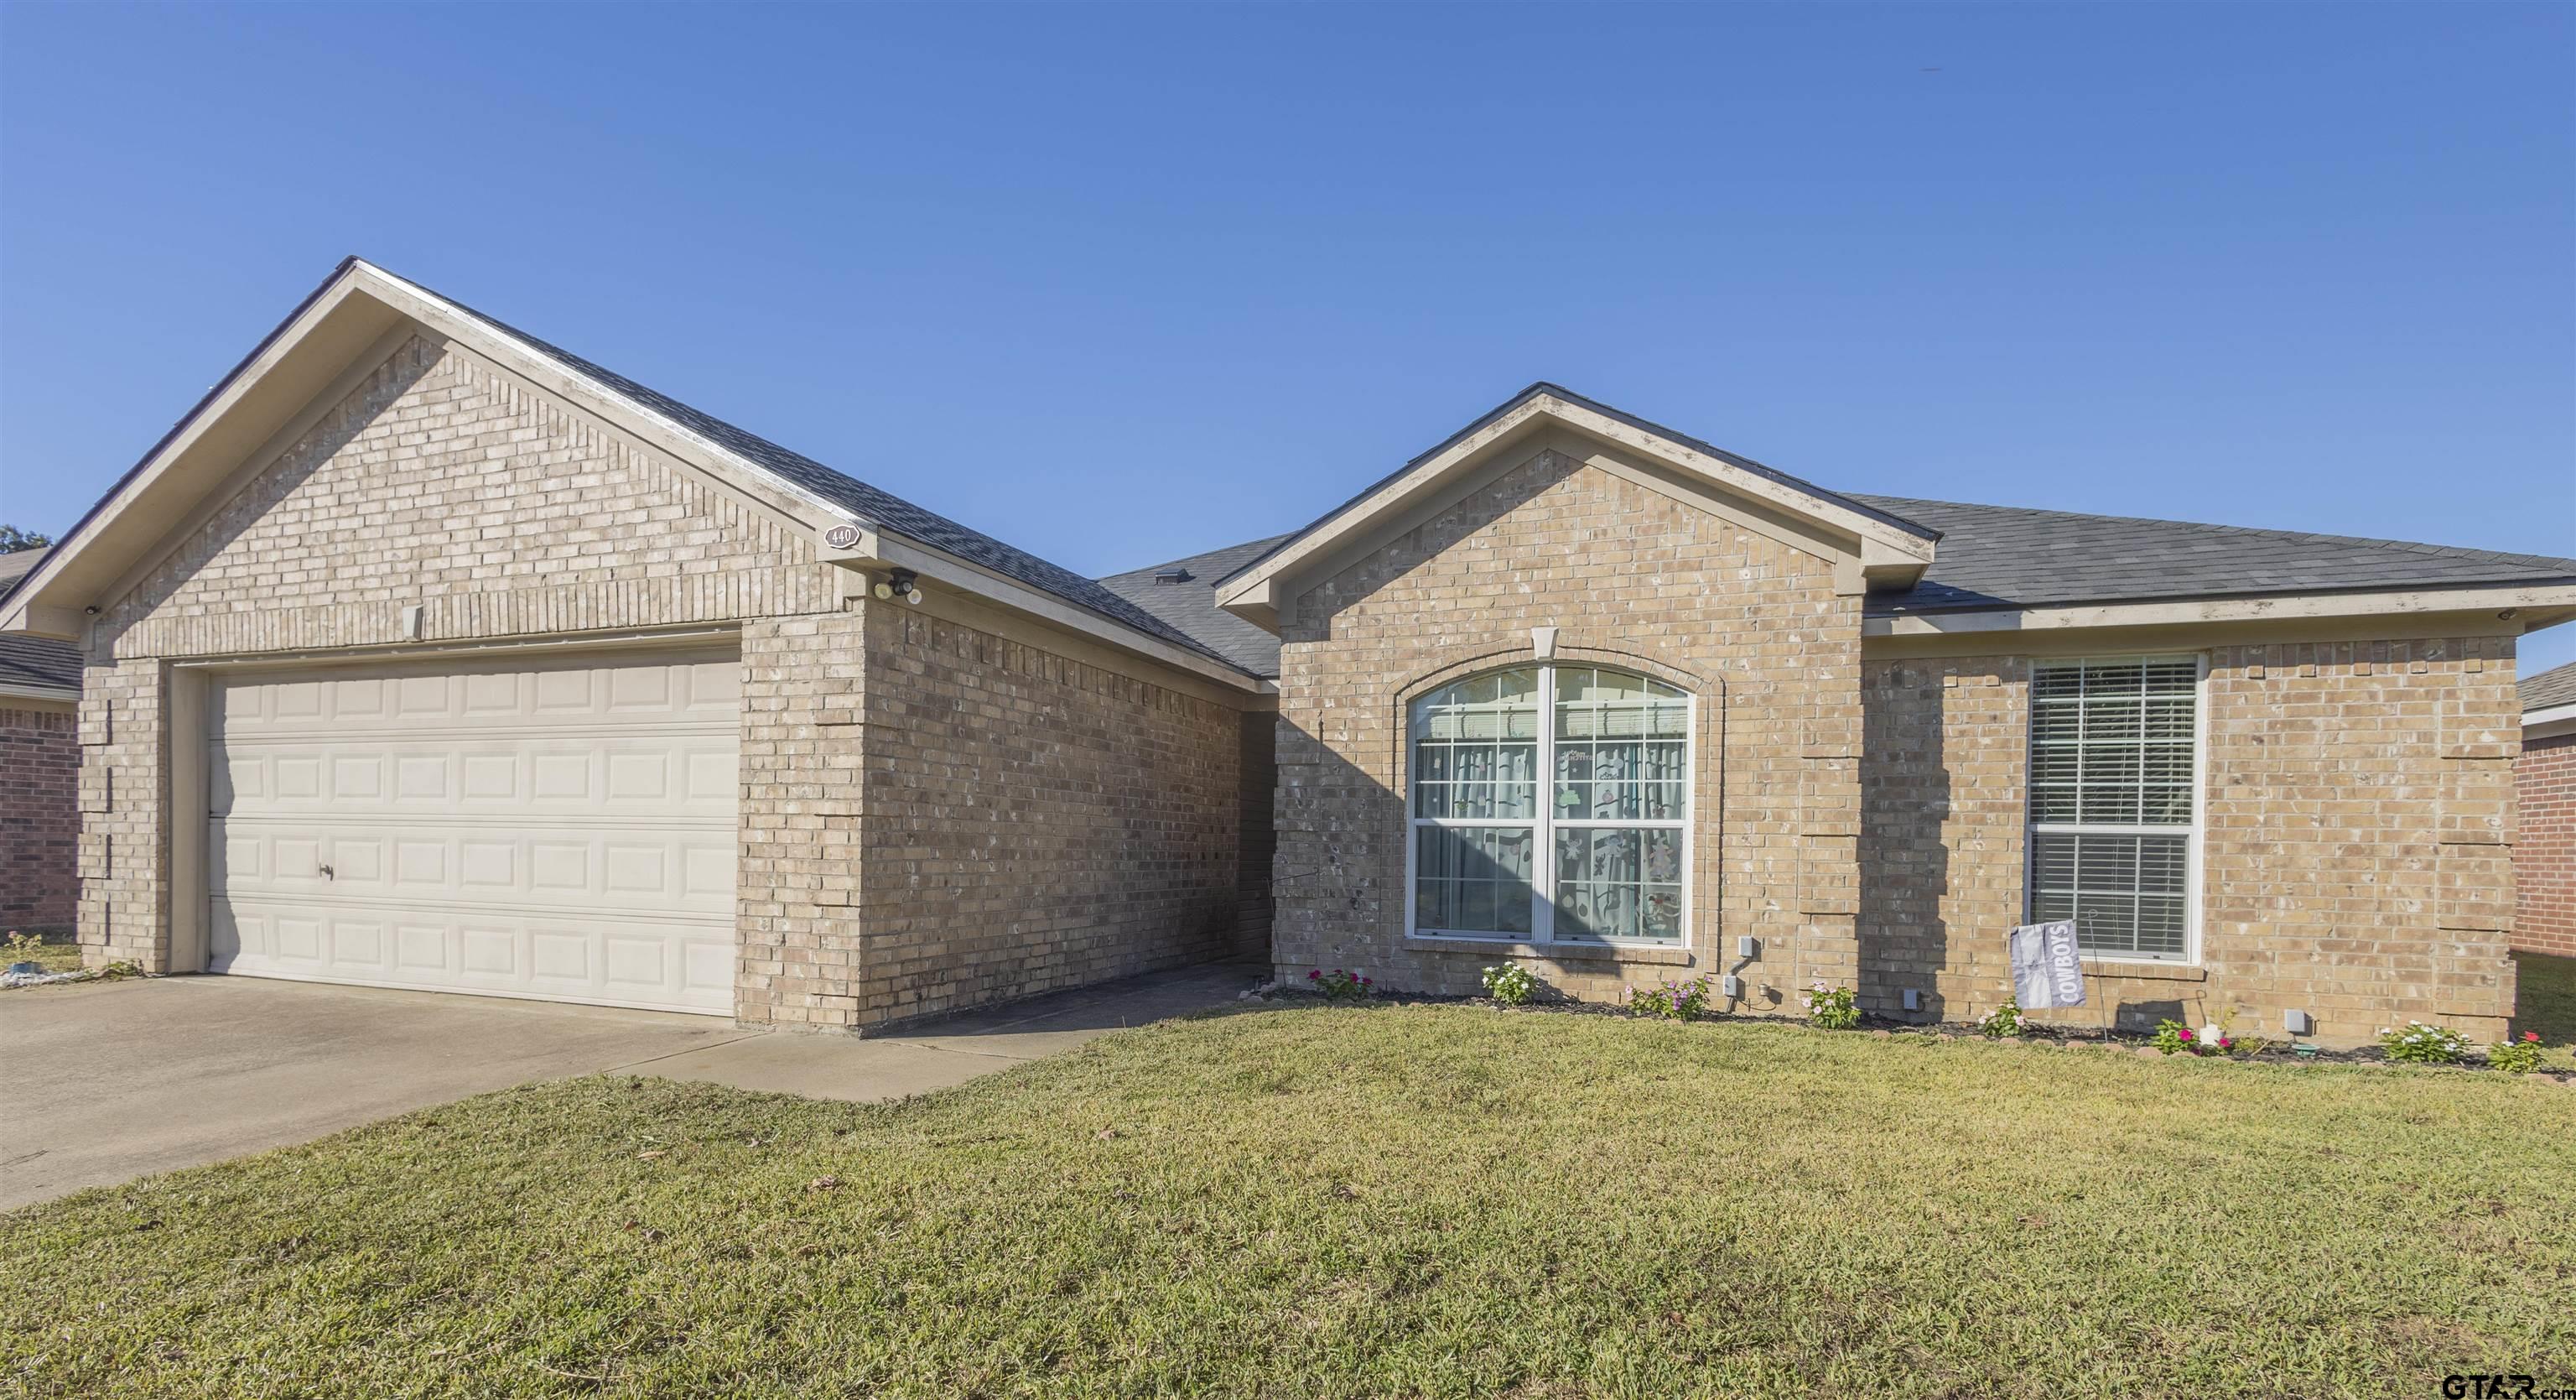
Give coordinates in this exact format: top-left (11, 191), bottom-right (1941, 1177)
top-left (2, 549), bottom-right (84, 934)
top-left (6, 259), bottom-right (2572, 1045)
top-left (2518, 660), bottom-right (2576, 959)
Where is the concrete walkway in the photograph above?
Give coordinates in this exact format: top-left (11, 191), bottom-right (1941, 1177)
top-left (0, 962), bottom-right (1258, 1210)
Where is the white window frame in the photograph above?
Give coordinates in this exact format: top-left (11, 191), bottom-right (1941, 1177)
top-left (1403, 663), bottom-right (1694, 950)
top-left (2023, 652), bottom-right (2208, 966)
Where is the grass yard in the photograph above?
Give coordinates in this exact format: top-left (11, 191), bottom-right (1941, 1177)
top-left (4, 1004), bottom-right (2572, 1399)
top-left (2, 929), bottom-right (84, 976)
top-left (2516, 952), bottom-right (2576, 1068)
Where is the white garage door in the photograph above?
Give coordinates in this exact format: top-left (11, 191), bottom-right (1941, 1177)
top-left (208, 651), bottom-right (740, 1015)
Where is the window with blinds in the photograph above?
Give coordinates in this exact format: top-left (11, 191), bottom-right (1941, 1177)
top-left (1409, 664), bottom-right (1691, 945)
top-left (2027, 657), bottom-right (2200, 960)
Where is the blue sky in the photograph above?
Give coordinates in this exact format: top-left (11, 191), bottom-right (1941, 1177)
top-left (3, 3), bottom-right (2571, 669)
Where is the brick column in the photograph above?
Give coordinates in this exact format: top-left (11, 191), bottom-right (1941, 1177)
top-left (735, 605), bottom-right (871, 1028)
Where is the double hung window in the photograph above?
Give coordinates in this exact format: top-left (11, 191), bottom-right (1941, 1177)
top-left (2026, 657), bottom-right (2201, 961)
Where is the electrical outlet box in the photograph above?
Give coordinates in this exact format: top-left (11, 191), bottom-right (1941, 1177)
top-left (2283, 1008), bottom-right (2314, 1036)
top-left (1719, 975), bottom-right (1743, 999)
top-left (1736, 935), bottom-right (1758, 959)
top-left (1901, 988), bottom-right (1922, 1012)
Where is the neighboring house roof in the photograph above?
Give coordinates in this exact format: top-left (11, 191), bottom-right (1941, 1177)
top-left (1857, 496), bottom-right (2576, 617)
top-left (0, 549), bottom-right (82, 696)
top-left (1098, 535), bottom-right (1296, 679)
top-left (2527, 660), bottom-right (2576, 716)
top-left (0, 548), bottom-right (43, 592)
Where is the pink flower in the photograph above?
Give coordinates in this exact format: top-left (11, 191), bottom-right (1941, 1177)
top-left (1308, 971), bottom-right (1321, 980)
top-left (2177, 1028), bottom-right (2194, 1041)
top-left (2524, 1031), bottom-right (2542, 1043)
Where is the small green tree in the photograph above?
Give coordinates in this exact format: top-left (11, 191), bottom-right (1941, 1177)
top-left (0, 524), bottom-right (52, 554)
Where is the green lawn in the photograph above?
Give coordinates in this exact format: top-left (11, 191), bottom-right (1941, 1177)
top-left (2516, 952), bottom-right (2576, 1068)
top-left (5, 1004), bottom-right (2572, 1399)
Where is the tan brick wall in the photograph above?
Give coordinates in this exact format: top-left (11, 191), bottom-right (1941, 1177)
top-left (2515, 731), bottom-right (2576, 959)
top-left (1859, 637), bottom-right (2521, 1047)
top-left (850, 601), bottom-right (1248, 1027)
top-left (1271, 446), bottom-right (1864, 1006)
top-left (737, 610), bottom-right (870, 1027)
top-left (75, 659), bottom-right (167, 968)
top-left (1, 705), bottom-right (80, 931)
top-left (71, 331), bottom-right (1258, 1030)
top-left (75, 334), bottom-right (846, 1003)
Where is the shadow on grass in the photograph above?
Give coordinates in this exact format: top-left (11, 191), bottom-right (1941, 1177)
top-left (2512, 952), bottom-right (2576, 1066)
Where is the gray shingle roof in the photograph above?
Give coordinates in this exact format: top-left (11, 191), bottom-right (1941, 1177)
top-left (1098, 535), bottom-right (1296, 679)
top-left (1212, 382), bottom-right (1939, 588)
top-left (402, 271), bottom-right (1257, 677)
top-left (1858, 496), bottom-right (2576, 616)
top-left (1125, 498), bottom-right (2576, 670)
top-left (0, 549), bottom-right (82, 694)
top-left (2527, 660), bottom-right (2576, 714)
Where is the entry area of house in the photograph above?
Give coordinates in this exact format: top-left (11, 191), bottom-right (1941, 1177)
top-left (205, 648), bottom-right (742, 1015)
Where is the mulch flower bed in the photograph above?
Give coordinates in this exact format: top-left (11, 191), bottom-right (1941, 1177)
top-left (1248, 981), bottom-right (2576, 1084)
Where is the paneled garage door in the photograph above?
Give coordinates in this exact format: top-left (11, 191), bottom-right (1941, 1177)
top-left (208, 651), bottom-right (740, 1015)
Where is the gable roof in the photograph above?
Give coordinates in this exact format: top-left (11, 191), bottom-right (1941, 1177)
top-left (0, 549), bottom-right (81, 696)
top-left (1, 259), bottom-right (1259, 686)
top-left (1098, 534), bottom-right (1296, 679)
top-left (421, 281), bottom-right (1244, 672)
top-left (1860, 496), bottom-right (2576, 617)
top-left (1210, 383), bottom-right (1943, 627)
top-left (1130, 496), bottom-right (2576, 670)
top-left (1214, 382), bottom-right (1936, 591)
top-left (2527, 659), bottom-right (2576, 716)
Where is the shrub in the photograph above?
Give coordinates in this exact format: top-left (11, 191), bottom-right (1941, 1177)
top-left (1307, 968), bottom-right (1372, 1001)
top-left (2379, 1021), bottom-right (2475, 1064)
top-left (2151, 1019), bottom-right (2233, 1057)
top-left (1799, 981), bottom-right (1860, 1031)
top-left (1480, 964), bottom-right (1539, 1006)
top-left (1977, 997), bottom-right (2028, 1039)
top-left (1626, 976), bottom-right (1711, 1022)
top-left (2487, 1031), bottom-right (2545, 1075)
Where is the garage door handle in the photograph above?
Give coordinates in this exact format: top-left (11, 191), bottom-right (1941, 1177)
top-left (319, 864), bottom-right (333, 880)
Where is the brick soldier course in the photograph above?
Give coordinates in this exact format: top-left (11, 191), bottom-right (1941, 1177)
top-left (7, 258), bottom-right (2574, 1046)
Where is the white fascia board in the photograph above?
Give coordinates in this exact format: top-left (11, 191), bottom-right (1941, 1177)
top-left (2527, 703), bottom-right (2576, 741)
top-left (1, 261), bottom-right (870, 638)
top-left (3, 261), bottom-right (1242, 690)
top-left (1862, 582), bottom-right (2576, 638)
top-left (826, 531), bottom-right (1271, 695)
top-left (1540, 396), bottom-right (1936, 563)
top-left (0, 273), bottom-right (397, 637)
top-left (348, 263), bottom-right (864, 539)
top-left (1215, 390), bottom-right (1935, 623)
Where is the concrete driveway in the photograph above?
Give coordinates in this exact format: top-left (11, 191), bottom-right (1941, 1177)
top-left (0, 962), bottom-right (1255, 1210)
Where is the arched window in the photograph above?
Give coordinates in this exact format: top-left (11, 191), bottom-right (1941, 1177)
top-left (1407, 664), bottom-right (1691, 945)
